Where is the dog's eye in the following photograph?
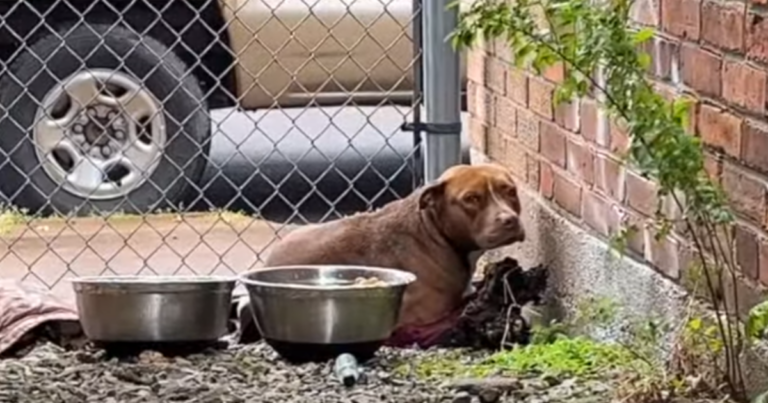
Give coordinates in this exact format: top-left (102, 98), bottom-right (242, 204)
top-left (499, 186), bottom-right (516, 198)
top-left (463, 193), bottom-right (481, 204)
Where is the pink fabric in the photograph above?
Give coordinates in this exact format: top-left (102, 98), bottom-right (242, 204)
top-left (0, 280), bottom-right (79, 356)
top-left (385, 308), bottom-right (462, 348)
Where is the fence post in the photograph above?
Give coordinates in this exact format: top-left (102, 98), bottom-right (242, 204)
top-left (421, 0), bottom-right (462, 182)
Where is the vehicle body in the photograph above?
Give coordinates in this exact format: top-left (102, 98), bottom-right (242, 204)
top-left (0, 0), bottom-right (467, 215)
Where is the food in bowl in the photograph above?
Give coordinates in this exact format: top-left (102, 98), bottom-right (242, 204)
top-left (239, 265), bottom-right (416, 363)
top-left (352, 276), bottom-right (389, 287)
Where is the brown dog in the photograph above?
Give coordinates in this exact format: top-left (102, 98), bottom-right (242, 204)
top-left (264, 163), bottom-right (525, 341)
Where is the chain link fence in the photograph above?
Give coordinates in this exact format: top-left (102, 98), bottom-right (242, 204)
top-left (0, 0), bottom-right (429, 302)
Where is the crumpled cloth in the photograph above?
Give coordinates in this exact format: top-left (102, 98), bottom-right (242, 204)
top-left (0, 280), bottom-right (82, 356)
top-left (384, 308), bottom-right (464, 348)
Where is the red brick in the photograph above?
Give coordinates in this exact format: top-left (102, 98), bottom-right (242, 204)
top-left (542, 62), bottom-right (565, 83)
top-left (621, 213), bottom-right (648, 256)
top-left (580, 99), bottom-right (600, 143)
top-left (626, 171), bottom-right (658, 216)
top-left (582, 190), bottom-right (618, 236)
top-left (595, 153), bottom-right (625, 201)
top-left (631, 0), bottom-right (660, 27)
top-left (722, 60), bottom-right (767, 113)
top-left (493, 39), bottom-right (513, 63)
top-left (759, 241), bottom-right (768, 285)
top-left (742, 119), bottom-right (768, 173)
top-left (566, 138), bottom-right (594, 185)
top-left (646, 233), bottom-right (682, 279)
top-left (517, 109), bottom-right (539, 151)
top-left (469, 116), bottom-right (488, 152)
top-left (540, 162), bottom-right (554, 199)
top-left (468, 51), bottom-right (486, 85)
top-left (703, 152), bottom-right (722, 182)
top-left (487, 128), bottom-right (506, 163)
top-left (722, 268), bottom-right (765, 316)
top-left (609, 120), bottom-right (631, 155)
top-left (735, 224), bottom-right (759, 280)
top-left (721, 163), bottom-right (767, 224)
top-left (540, 122), bottom-right (567, 168)
top-left (553, 171), bottom-right (583, 217)
top-left (679, 44), bottom-right (722, 97)
top-left (747, 12), bottom-right (768, 65)
top-left (697, 104), bottom-right (742, 157)
top-left (652, 85), bottom-right (697, 134)
top-left (529, 77), bottom-right (555, 120)
top-left (640, 37), bottom-right (679, 81)
top-left (555, 100), bottom-right (580, 133)
top-left (486, 58), bottom-right (507, 95)
top-left (500, 136), bottom-right (527, 180)
top-left (661, 0), bottom-right (701, 39)
top-left (468, 81), bottom-right (495, 126)
top-left (526, 154), bottom-right (540, 188)
top-left (701, 0), bottom-right (745, 52)
top-left (494, 96), bottom-right (517, 134)
top-left (507, 69), bottom-right (528, 106)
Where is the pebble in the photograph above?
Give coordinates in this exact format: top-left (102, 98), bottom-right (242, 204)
top-left (0, 342), bottom-right (616, 403)
top-left (478, 388), bottom-right (501, 403)
top-left (452, 391), bottom-right (473, 403)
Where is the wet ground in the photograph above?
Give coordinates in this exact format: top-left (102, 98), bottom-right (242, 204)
top-left (0, 213), bottom-right (296, 303)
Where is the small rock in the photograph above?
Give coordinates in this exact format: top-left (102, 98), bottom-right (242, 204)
top-left (524, 381), bottom-right (547, 391)
top-left (452, 391), bottom-right (472, 403)
top-left (540, 374), bottom-right (560, 386)
top-left (478, 388), bottom-right (500, 403)
top-left (448, 377), bottom-right (522, 394)
top-left (138, 350), bottom-right (168, 364)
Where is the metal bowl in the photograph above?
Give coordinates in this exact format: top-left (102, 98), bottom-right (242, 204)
top-left (239, 265), bottom-right (416, 362)
top-left (71, 275), bottom-right (236, 343)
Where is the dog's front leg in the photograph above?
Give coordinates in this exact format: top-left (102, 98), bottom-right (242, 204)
top-left (462, 250), bottom-right (485, 298)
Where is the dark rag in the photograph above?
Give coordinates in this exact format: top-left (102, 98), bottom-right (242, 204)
top-left (0, 280), bottom-right (81, 356)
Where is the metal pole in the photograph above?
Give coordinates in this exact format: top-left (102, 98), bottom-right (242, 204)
top-left (422, 0), bottom-right (462, 182)
top-left (411, 0), bottom-right (424, 189)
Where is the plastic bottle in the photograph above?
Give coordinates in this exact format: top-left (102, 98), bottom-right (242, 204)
top-left (333, 353), bottom-right (360, 387)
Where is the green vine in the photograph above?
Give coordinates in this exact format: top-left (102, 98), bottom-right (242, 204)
top-left (450, 0), bottom-right (751, 399)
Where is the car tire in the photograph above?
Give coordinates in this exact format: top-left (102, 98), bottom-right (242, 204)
top-left (0, 22), bottom-right (211, 216)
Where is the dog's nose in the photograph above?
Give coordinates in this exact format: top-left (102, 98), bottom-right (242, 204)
top-left (495, 212), bottom-right (518, 228)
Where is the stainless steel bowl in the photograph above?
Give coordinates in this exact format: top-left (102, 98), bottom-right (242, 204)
top-left (71, 275), bottom-right (236, 342)
top-left (239, 265), bottom-right (416, 361)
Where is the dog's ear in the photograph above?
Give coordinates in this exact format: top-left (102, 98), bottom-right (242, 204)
top-left (418, 181), bottom-right (446, 210)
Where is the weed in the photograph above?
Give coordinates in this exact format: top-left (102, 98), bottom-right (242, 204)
top-left (0, 205), bottom-right (28, 235)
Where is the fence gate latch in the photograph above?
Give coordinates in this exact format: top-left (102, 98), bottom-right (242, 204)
top-left (400, 121), bottom-right (462, 135)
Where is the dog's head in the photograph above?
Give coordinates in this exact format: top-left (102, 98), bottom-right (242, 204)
top-left (419, 163), bottom-right (525, 251)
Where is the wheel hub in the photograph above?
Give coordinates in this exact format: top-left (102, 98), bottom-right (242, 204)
top-left (32, 69), bottom-right (166, 200)
top-left (70, 106), bottom-right (128, 159)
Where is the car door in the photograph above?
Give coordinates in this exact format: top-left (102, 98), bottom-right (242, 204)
top-left (220, 0), bottom-right (417, 109)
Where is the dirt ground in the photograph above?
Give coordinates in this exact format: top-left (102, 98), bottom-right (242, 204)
top-left (0, 212), bottom-right (296, 303)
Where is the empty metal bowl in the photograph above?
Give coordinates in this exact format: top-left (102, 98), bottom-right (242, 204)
top-left (239, 265), bottom-right (416, 362)
top-left (71, 275), bottom-right (236, 343)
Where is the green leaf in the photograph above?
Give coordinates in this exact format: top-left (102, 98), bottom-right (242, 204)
top-left (637, 52), bottom-right (651, 70)
top-left (632, 27), bottom-right (655, 44)
top-left (687, 317), bottom-right (702, 332)
top-left (747, 300), bottom-right (768, 341)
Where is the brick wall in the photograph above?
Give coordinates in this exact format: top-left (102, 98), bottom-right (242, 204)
top-left (466, 0), bottom-right (768, 307)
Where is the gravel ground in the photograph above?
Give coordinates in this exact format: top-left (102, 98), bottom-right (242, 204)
top-left (0, 342), bottom-right (614, 403)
